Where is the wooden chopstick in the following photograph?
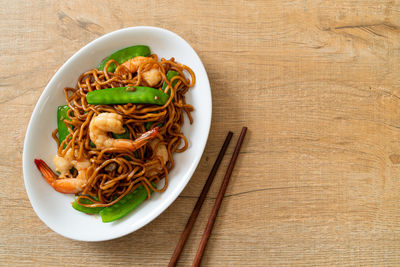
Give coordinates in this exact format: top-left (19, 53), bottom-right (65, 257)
top-left (168, 131), bottom-right (234, 267)
top-left (192, 126), bottom-right (248, 267)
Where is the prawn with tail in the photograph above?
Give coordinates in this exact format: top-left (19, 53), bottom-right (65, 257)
top-left (34, 157), bottom-right (89, 194)
top-left (88, 112), bottom-right (159, 150)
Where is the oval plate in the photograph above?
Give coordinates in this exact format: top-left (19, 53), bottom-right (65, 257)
top-left (22, 26), bottom-right (212, 241)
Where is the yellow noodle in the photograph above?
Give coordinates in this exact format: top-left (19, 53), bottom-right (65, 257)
top-left (52, 55), bottom-right (195, 207)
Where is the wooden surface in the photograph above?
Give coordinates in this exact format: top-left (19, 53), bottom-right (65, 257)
top-left (1, 1), bottom-right (400, 266)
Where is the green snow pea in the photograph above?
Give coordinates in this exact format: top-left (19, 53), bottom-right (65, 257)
top-left (57, 105), bottom-right (71, 146)
top-left (98, 45), bottom-right (151, 73)
top-left (86, 86), bottom-right (169, 106)
top-left (99, 185), bottom-right (154, 223)
top-left (161, 70), bottom-right (180, 93)
top-left (72, 196), bottom-right (104, 214)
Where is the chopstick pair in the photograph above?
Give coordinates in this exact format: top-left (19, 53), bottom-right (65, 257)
top-left (168, 127), bottom-right (248, 267)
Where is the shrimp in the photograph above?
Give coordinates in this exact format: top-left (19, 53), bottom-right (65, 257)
top-left (53, 148), bottom-right (74, 179)
top-left (34, 150), bottom-right (90, 194)
top-left (146, 139), bottom-right (168, 176)
top-left (115, 56), bottom-right (162, 87)
top-left (149, 139), bottom-right (168, 166)
top-left (89, 112), bottom-right (159, 150)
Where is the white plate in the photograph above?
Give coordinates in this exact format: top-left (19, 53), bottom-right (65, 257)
top-left (22, 26), bottom-right (212, 241)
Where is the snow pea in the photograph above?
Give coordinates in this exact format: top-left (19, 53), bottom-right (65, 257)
top-left (57, 105), bottom-right (71, 146)
top-left (72, 183), bottom-right (153, 217)
top-left (86, 86), bottom-right (169, 106)
top-left (72, 196), bottom-right (104, 214)
top-left (100, 185), bottom-right (153, 223)
top-left (161, 70), bottom-right (180, 92)
top-left (98, 45), bottom-right (151, 73)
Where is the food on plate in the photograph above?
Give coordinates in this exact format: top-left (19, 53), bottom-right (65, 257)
top-left (34, 45), bottom-right (195, 222)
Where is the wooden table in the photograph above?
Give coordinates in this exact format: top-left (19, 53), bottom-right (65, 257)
top-left (1, 1), bottom-right (400, 266)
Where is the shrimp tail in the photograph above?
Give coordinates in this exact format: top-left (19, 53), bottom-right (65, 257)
top-left (34, 159), bottom-right (58, 186)
top-left (34, 159), bottom-right (83, 194)
top-left (114, 126), bottom-right (159, 151)
top-left (133, 126), bottom-right (159, 150)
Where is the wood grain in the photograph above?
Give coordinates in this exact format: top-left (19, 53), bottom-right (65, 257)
top-left (1, 0), bottom-right (400, 266)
